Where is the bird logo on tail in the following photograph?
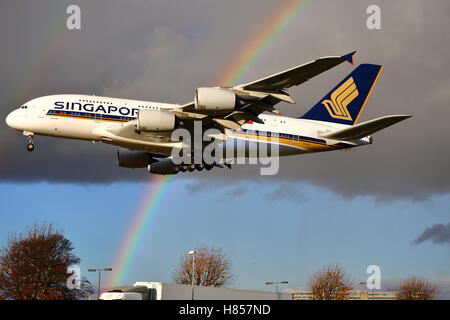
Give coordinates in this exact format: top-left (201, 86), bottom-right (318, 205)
top-left (321, 77), bottom-right (359, 121)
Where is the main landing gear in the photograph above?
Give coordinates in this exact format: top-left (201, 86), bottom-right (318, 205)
top-left (177, 162), bottom-right (232, 173)
top-left (24, 132), bottom-right (35, 152)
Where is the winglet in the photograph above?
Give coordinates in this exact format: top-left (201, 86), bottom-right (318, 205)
top-left (341, 51), bottom-right (357, 65)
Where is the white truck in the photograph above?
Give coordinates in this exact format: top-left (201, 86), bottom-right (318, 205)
top-left (99, 282), bottom-right (292, 300)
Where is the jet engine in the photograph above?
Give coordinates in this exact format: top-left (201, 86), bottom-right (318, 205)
top-left (117, 149), bottom-right (152, 168)
top-left (136, 110), bottom-right (176, 132)
top-left (195, 87), bottom-right (237, 112)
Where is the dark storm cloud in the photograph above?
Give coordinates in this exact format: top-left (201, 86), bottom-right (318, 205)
top-left (1, 0), bottom-right (450, 200)
top-left (413, 223), bottom-right (450, 246)
top-left (224, 186), bottom-right (248, 198)
top-left (186, 180), bottom-right (247, 199)
top-left (265, 184), bottom-right (308, 204)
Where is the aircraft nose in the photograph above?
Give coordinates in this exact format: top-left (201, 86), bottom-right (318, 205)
top-left (6, 110), bottom-right (19, 129)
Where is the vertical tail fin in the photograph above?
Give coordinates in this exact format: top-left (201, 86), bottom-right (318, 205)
top-left (300, 64), bottom-right (383, 125)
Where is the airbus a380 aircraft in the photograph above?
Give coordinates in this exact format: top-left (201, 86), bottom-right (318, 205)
top-left (6, 52), bottom-right (410, 175)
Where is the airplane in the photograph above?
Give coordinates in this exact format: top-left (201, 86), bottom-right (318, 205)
top-left (6, 51), bottom-right (410, 175)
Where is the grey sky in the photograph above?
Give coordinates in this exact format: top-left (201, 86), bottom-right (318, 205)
top-left (1, 0), bottom-right (450, 200)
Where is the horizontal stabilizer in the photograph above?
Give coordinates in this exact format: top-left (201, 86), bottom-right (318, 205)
top-left (321, 115), bottom-right (411, 140)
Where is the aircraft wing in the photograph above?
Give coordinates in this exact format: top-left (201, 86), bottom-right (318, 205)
top-left (177, 51), bottom-right (357, 130)
top-left (321, 115), bottom-right (412, 140)
top-left (238, 52), bottom-right (356, 91)
top-left (92, 121), bottom-right (179, 156)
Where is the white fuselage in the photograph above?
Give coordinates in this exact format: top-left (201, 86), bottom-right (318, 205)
top-left (6, 94), bottom-right (370, 156)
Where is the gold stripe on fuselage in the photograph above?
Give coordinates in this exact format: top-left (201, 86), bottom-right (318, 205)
top-left (231, 131), bottom-right (338, 152)
top-left (47, 112), bottom-right (346, 152)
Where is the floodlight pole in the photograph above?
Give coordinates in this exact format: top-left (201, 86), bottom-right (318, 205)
top-left (188, 250), bottom-right (196, 300)
top-left (360, 281), bottom-right (376, 297)
top-left (265, 281), bottom-right (289, 294)
top-left (88, 268), bottom-right (112, 300)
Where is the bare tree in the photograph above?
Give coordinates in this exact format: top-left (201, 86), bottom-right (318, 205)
top-left (307, 264), bottom-right (353, 300)
top-left (397, 276), bottom-right (438, 300)
top-left (173, 246), bottom-right (233, 287)
top-left (0, 223), bottom-right (90, 300)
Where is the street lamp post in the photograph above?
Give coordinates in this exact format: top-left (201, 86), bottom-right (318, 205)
top-left (359, 281), bottom-right (376, 297)
top-left (88, 268), bottom-right (112, 300)
top-left (188, 250), bottom-right (196, 300)
top-left (265, 281), bottom-right (289, 295)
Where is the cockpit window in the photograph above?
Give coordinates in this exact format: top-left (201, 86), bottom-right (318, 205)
top-left (21, 106), bottom-right (28, 109)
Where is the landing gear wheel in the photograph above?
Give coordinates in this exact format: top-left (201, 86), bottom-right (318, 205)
top-left (26, 134), bottom-right (35, 152)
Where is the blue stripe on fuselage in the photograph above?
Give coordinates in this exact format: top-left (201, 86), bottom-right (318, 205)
top-left (47, 109), bottom-right (135, 122)
top-left (46, 109), bottom-right (356, 150)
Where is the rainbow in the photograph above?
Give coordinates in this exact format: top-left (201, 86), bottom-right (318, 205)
top-left (106, 175), bottom-right (175, 286)
top-left (105, 0), bottom-right (311, 288)
top-left (217, 0), bottom-right (312, 86)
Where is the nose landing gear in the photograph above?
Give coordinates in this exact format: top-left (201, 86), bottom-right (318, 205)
top-left (23, 132), bottom-right (35, 152)
top-left (26, 142), bottom-right (34, 152)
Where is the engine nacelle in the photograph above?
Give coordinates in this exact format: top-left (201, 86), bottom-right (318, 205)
top-left (136, 110), bottom-right (176, 132)
top-left (195, 87), bottom-right (237, 112)
top-left (148, 158), bottom-right (180, 175)
top-left (117, 149), bottom-right (152, 168)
